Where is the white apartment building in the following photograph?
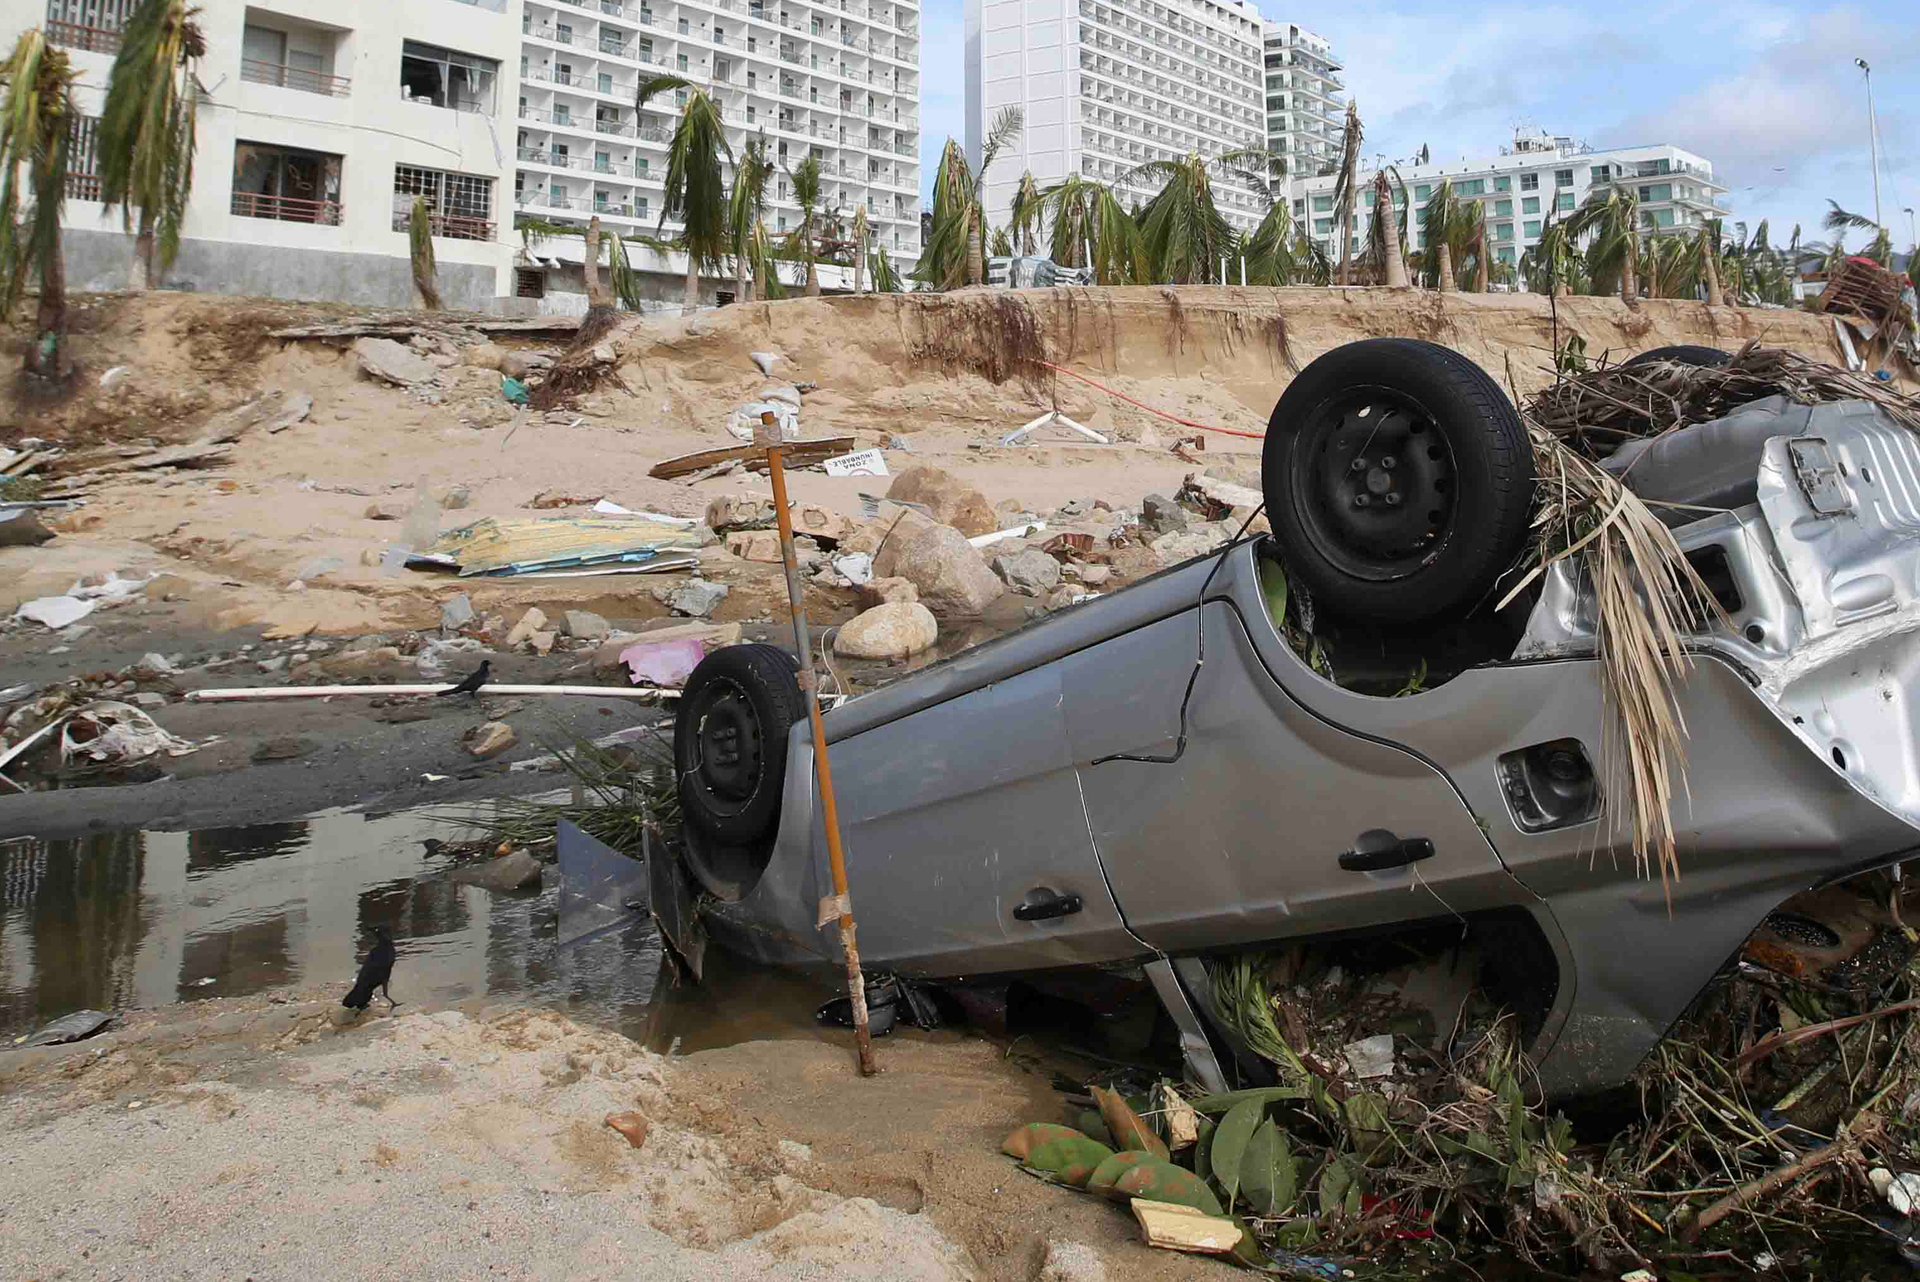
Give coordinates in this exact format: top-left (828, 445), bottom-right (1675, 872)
top-left (1287, 130), bottom-right (1731, 279)
top-left (966, 0), bottom-right (1268, 241)
top-left (1261, 21), bottom-right (1341, 179)
top-left (9, 0), bottom-right (918, 311)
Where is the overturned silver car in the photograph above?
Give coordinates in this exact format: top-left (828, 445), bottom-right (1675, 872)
top-left (668, 338), bottom-right (1920, 1097)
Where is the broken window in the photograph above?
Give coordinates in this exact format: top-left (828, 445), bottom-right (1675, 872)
top-left (393, 164), bottom-right (494, 240)
top-left (233, 141), bottom-right (344, 224)
top-left (400, 40), bottom-right (499, 115)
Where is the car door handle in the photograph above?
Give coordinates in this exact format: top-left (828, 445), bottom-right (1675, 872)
top-left (1013, 889), bottom-right (1084, 921)
top-left (1338, 830), bottom-right (1436, 872)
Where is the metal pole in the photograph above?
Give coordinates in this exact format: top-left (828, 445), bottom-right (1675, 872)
top-left (760, 416), bottom-right (877, 1077)
top-left (1239, 256), bottom-right (1247, 287)
top-left (1859, 59), bottom-right (1882, 232)
top-left (1219, 255), bottom-right (1227, 285)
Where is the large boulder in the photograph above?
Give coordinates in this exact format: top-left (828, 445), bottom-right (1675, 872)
top-left (993, 549), bottom-right (1063, 598)
top-left (353, 337), bottom-right (438, 387)
top-left (833, 602), bottom-right (939, 659)
top-left (874, 522), bottom-right (1005, 615)
top-left (887, 466), bottom-right (997, 538)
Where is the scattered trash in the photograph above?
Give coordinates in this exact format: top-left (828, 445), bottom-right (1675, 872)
top-left (832, 552), bottom-right (874, 585)
top-left (1341, 1033), bottom-right (1396, 1079)
top-left (14, 595), bottom-right (94, 629)
top-left (617, 638), bottom-right (710, 688)
top-left (98, 364), bottom-right (129, 389)
top-left (604, 1111), bottom-right (650, 1149)
top-left (59, 701), bottom-right (199, 767)
top-left (421, 772), bottom-right (450, 783)
top-left (501, 375), bottom-right (531, 406)
top-left (748, 351), bottom-right (781, 376)
top-left (969, 521), bottom-right (1047, 549)
top-left (462, 721), bottom-right (518, 759)
top-left (824, 447), bottom-right (890, 478)
top-left (724, 398), bottom-right (799, 442)
top-left (1131, 1200), bottom-right (1242, 1255)
top-left (653, 578), bottom-right (729, 618)
top-left (648, 436), bottom-right (856, 480)
top-left (9, 1010), bottom-right (114, 1048)
top-left (0, 506), bottom-right (54, 547)
top-left (1872, 1167), bottom-right (1920, 1216)
top-left (528, 489), bottom-right (603, 509)
top-left (192, 977), bottom-right (216, 987)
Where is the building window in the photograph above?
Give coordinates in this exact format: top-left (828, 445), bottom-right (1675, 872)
top-left (233, 141), bottom-right (343, 224)
top-left (1493, 175), bottom-right (1509, 192)
top-left (241, 24), bottom-right (346, 97)
top-left (637, 157), bottom-right (649, 176)
top-left (1520, 172), bottom-right (1538, 191)
top-left (598, 72), bottom-right (613, 93)
top-left (1556, 191), bottom-right (1573, 212)
top-left (676, 53), bottom-right (688, 71)
top-left (1494, 199), bottom-right (1511, 217)
top-left (401, 41), bottom-right (499, 115)
top-left (1314, 217), bottom-right (1332, 234)
top-left (1523, 219), bottom-right (1541, 238)
top-left (1292, 198), bottom-right (1304, 216)
top-left (678, 16), bottom-right (690, 33)
top-left (1590, 165), bottom-right (1611, 183)
top-left (514, 266), bottom-right (547, 298)
top-left (1456, 179), bottom-right (1484, 196)
top-left (65, 113), bottom-right (102, 201)
top-left (1311, 195), bottom-right (1332, 212)
top-left (393, 164), bottom-right (495, 240)
top-left (1639, 183), bottom-right (1671, 203)
top-left (1521, 196), bottom-right (1539, 215)
top-left (1414, 184), bottom-right (1431, 202)
top-left (1496, 246), bottom-right (1515, 265)
top-left (45, 0), bottom-right (138, 53)
top-left (556, 23), bottom-right (572, 43)
top-left (1554, 168), bottom-right (1573, 188)
top-left (1494, 222), bottom-right (1512, 241)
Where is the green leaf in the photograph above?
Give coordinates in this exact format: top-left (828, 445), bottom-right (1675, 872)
top-left (1238, 1118), bottom-right (1297, 1217)
top-left (1210, 1097), bottom-right (1262, 1211)
top-left (1318, 1155), bottom-right (1364, 1221)
top-left (1110, 1160), bottom-right (1225, 1216)
top-left (1193, 1117), bottom-right (1216, 1185)
top-left (1076, 1109), bottom-right (1114, 1149)
top-left (1188, 1086), bottom-right (1308, 1116)
top-left (1092, 1085), bottom-right (1168, 1162)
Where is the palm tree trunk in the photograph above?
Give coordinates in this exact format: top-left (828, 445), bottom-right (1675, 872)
top-left (967, 214), bottom-right (985, 287)
top-left (133, 209), bottom-right (156, 292)
top-left (1378, 185), bottom-right (1409, 289)
top-left (736, 253), bottom-right (749, 304)
top-left (1702, 243), bottom-right (1722, 307)
top-left (684, 252), bottom-right (699, 308)
top-left (584, 216), bottom-right (612, 309)
top-left (1437, 243), bottom-right (1455, 294)
top-left (29, 236), bottom-right (66, 377)
top-left (805, 215), bottom-right (821, 297)
top-left (1622, 232), bottom-right (1639, 309)
top-left (1476, 225), bottom-right (1488, 292)
top-left (852, 230), bottom-right (865, 295)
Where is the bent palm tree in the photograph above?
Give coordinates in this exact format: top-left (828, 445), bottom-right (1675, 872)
top-left (1823, 199), bottom-right (1890, 267)
top-left (1126, 148), bottom-right (1267, 284)
top-left (0, 31), bottom-right (79, 377)
top-left (1016, 174), bottom-right (1146, 284)
top-left (637, 75), bottom-right (733, 307)
top-left (1369, 166), bottom-right (1409, 288)
top-left (868, 242), bottom-right (903, 292)
top-left (1566, 181), bottom-right (1641, 307)
top-left (786, 153), bottom-right (823, 296)
top-left (918, 108), bottom-right (1023, 290)
top-left (99, 0), bottom-right (205, 291)
top-left (849, 203), bottom-right (869, 295)
top-left (1242, 196), bottom-right (1324, 285)
top-left (1695, 219), bottom-right (1723, 305)
top-left (1418, 180), bottom-right (1481, 292)
top-left (408, 197), bottom-right (440, 309)
top-left (1008, 169), bottom-right (1041, 256)
top-left (727, 132), bottom-right (773, 302)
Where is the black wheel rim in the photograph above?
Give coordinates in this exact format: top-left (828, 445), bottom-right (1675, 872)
top-left (1289, 387), bottom-right (1458, 582)
top-left (687, 677), bottom-right (764, 813)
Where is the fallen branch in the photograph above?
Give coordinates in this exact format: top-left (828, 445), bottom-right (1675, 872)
top-left (1680, 1143), bottom-right (1848, 1243)
top-left (1731, 998), bottom-right (1920, 1073)
top-left (185, 684), bottom-right (679, 702)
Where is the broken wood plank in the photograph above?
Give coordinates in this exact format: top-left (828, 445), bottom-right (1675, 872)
top-left (269, 316), bottom-right (582, 342)
top-left (650, 436), bottom-right (857, 480)
top-left (185, 684), bottom-right (680, 703)
top-left (1130, 1200), bottom-right (1244, 1255)
top-left (1, 449), bottom-right (45, 477)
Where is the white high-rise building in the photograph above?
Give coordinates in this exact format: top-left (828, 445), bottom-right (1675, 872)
top-left (967, 0), bottom-right (1268, 240)
top-left (1286, 130), bottom-right (1731, 279)
top-left (7, 0), bottom-right (919, 310)
top-left (1260, 21), bottom-right (1342, 179)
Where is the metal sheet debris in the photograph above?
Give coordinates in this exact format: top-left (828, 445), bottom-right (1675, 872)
top-left (421, 514), bottom-right (704, 578)
top-left (823, 448), bottom-right (890, 478)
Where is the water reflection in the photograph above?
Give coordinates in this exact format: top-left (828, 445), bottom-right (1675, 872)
top-left (0, 806), bottom-right (670, 1044)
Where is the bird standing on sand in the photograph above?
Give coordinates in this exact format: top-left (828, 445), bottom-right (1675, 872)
top-left (437, 660), bottom-right (490, 699)
top-left (342, 926), bottom-right (400, 1013)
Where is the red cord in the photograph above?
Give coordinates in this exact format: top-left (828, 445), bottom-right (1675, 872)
top-left (1037, 359), bottom-right (1268, 440)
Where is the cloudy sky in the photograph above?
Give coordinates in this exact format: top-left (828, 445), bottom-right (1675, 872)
top-left (918, 0), bottom-right (1920, 254)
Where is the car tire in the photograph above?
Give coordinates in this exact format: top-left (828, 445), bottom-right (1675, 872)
top-left (1262, 337), bottom-right (1535, 625)
top-left (1623, 344), bottom-right (1730, 369)
top-left (675, 644), bottom-right (805, 847)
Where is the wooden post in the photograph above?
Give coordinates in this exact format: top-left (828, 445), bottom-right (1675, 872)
top-left (759, 412), bottom-right (878, 1076)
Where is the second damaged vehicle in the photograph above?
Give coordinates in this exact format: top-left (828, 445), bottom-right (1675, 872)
top-left (669, 337), bottom-right (1920, 1096)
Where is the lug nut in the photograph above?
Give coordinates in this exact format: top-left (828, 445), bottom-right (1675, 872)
top-left (1354, 494), bottom-right (1370, 507)
top-left (1385, 493), bottom-right (1402, 506)
top-left (1381, 455), bottom-right (1397, 469)
top-left (1350, 458), bottom-right (1368, 471)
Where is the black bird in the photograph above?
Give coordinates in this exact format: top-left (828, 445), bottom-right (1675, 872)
top-left (436, 660), bottom-right (491, 699)
top-left (342, 926), bottom-right (399, 1013)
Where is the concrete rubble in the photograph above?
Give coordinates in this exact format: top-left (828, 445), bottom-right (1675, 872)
top-left (834, 602), bottom-right (939, 659)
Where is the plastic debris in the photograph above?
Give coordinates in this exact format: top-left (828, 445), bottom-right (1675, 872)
top-left (11, 1009), bottom-right (113, 1048)
top-left (1872, 1167), bottom-right (1920, 1216)
top-left (15, 595), bottom-right (95, 629)
top-left (617, 638), bottom-right (709, 688)
top-left (1342, 1033), bottom-right (1396, 1079)
top-left (832, 553), bottom-right (874, 585)
top-left (59, 701), bottom-right (199, 767)
top-left (724, 398), bottom-right (799, 442)
top-left (501, 375), bottom-right (531, 405)
top-left (748, 350), bottom-right (780, 375)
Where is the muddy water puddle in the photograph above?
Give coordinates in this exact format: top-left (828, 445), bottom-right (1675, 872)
top-left (0, 801), bottom-right (836, 1052)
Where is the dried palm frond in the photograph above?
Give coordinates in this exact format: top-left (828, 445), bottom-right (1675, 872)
top-left (1528, 340), bottom-right (1920, 454)
top-left (1503, 428), bottom-right (1725, 893)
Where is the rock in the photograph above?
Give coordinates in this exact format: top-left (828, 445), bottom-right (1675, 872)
top-left (1079, 564), bottom-right (1112, 586)
top-left (561, 609), bottom-right (611, 641)
top-left (994, 498), bottom-right (1028, 516)
top-left (748, 350), bottom-right (781, 375)
top-left (992, 549), bottom-right (1062, 598)
top-left (451, 848), bottom-right (542, 892)
top-left (500, 351), bottom-right (546, 381)
top-left (251, 736), bottom-right (311, 763)
top-left (462, 342), bottom-right (506, 370)
top-left (792, 503), bottom-right (855, 544)
top-left (463, 721), bottom-right (517, 759)
top-left (352, 337), bottom-right (438, 387)
top-left (887, 466), bottom-right (996, 537)
top-left (834, 602), bottom-right (939, 659)
top-left (528, 630), bottom-right (557, 655)
top-left (873, 522), bottom-right (1005, 615)
top-left (1205, 465), bottom-right (1262, 491)
top-left (725, 529), bottom-right (784, 563)
top-left (594, 621), bottom-right (740, 673)
top-left (359, 549), bottom-right (383, 567)
top-left (705, 493), bottom-right (778, 532)
top-left (505, 607), bottom-right (548, 648)
top-left (292, 556), bottom-right (344, 582)
top-left (1056, 498), bottom-right (1089, 518)
top-left (1151, 529), bottom-right (1223, 565)
top-left (653, 578), bottom-right (729, 618)
top-left (590, 343), bottom-right (619, 366)
top-left (1142, 493), bottom-right (1189, 534)
top-left (1106, 546), bottom-right (1161, 581)
top-left (130, 692), bottom-right (167, 709)
top-left (858, 576), bottom-right (919, 609)
top-left (440, 593), bottom-right (475, 632)
top-left (605, 1111), bottom-right (651, 1149)
top-left (255, 655), bottom-right (288, 674)
top-left (364, 502), bottom-right (406, 521)
top-left (1046, 587), bottom-right (1081, 611)
top-left (440, 485), bottom-right (471, 511)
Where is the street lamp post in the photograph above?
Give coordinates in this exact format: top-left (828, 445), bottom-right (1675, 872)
top-left (1856, 58), bottom-right (1882, 231)
top-left (1907, 207), bottom-right (1917, 254)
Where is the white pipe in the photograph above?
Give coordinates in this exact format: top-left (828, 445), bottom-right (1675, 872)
top-left (1219, 256), bottom-right (1227, 284)
top-left (1239, 256), bottom-right (1247, 287)
top-left (186, 684), bottom-right (680, 703)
